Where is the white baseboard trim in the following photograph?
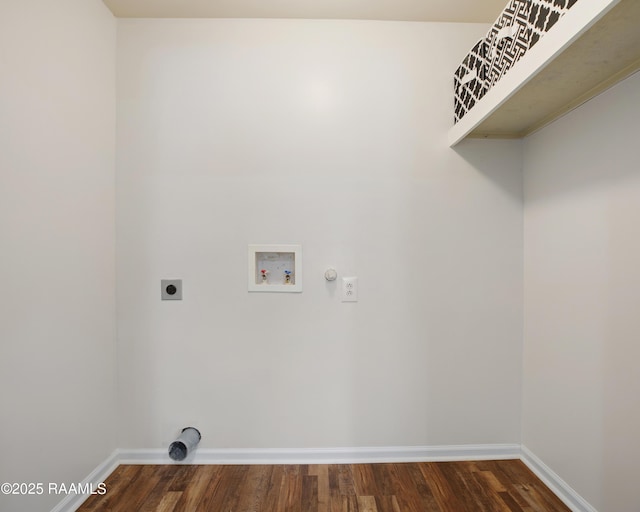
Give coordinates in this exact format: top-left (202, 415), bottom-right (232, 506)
top-left (65, 444), bottom-right (604, 512)
top-left (57, 443), bottom-right (517, 510)
top-left (117, 443), bottom-right (521, 465)
top-left (51, 450), bottom-right (119, 512)
top-left (520, 446), bottom-right (598, 512)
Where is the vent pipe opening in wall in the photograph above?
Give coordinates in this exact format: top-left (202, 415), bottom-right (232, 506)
top-left (168, 427), bottom-right (201, 461)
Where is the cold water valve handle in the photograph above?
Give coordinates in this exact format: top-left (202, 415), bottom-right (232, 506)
top-left (284, 270), bottom-right (292, 284)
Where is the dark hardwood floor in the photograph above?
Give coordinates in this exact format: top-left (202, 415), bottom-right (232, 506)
top-left (78, 460), bottom-right (571, 511)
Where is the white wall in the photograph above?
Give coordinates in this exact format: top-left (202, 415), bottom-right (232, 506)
top-left (523, 72), bottom-right (640, 512)
top-left (116, 19), bottom-right (523, 450)
top-left (0, 1), bottom-right (117, 511)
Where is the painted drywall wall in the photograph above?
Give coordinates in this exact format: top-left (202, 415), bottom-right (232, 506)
top-left (523, 72), bottom-right (640, 512)
top-left (116, 19), bottom-right (524, 451)
top-left (0, 1), bottom-right (117, 511)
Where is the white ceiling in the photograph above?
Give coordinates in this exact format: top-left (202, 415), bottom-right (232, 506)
top-left (102, 0), bottom-right (507, 23)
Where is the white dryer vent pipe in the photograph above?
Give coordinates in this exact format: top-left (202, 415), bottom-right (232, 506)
top-left (168, 427), bottom-right (201, 461)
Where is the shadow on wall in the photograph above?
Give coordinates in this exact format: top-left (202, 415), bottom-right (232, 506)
top-left (603, 176), bottom-right (640, 511)
top-left (452, 138), bottom-right (523, 202)
top-left (523, 71), bottom-right (640, 205)
top-left (522, 71), bottom-right (640, 512)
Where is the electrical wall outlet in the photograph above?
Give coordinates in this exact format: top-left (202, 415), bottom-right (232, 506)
top-left (161, 279), bottom-right (182, 300)
top-left (341, 277), bottom-right (358, 302)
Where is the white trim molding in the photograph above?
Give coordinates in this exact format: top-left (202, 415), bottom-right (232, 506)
top-left (55, 444), bottom-right (519, 510)
top-left (50, 450), bottom-right (119, 512)
top-left (58, 444), bottom-right (602, 512)
top-left (520, 446), bottom-right (598, 512)
top-left (116, 443), bottom-right (521, 465)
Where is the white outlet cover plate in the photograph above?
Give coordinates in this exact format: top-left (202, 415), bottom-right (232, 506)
top-left (341, 277), bottom-right (358, 302)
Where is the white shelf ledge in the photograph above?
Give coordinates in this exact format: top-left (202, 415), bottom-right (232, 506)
top-left (448, 0), bottom-right (640, 146)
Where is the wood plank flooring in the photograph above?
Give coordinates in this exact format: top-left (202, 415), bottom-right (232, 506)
top-left (78, 460), bottom-right (571, 512)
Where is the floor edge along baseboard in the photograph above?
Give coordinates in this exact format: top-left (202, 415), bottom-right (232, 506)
top-left (51, 451), bottom-right (119, 512)
top-left (58, 444), bottom-right (596, 512)
top-left (520, 445), bottom-right (597, 512)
